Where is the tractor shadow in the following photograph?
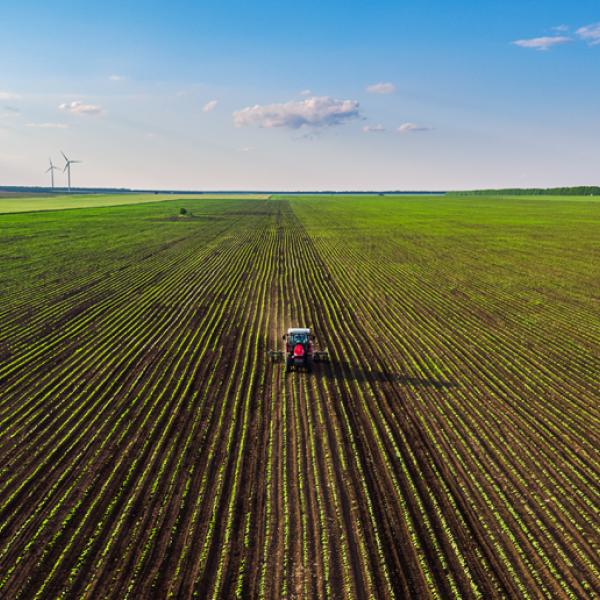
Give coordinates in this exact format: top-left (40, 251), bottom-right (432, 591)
top-left (315, 360), bottom-right (455, 389)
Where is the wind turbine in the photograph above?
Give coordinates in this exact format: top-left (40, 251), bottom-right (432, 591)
top-left (45, 158), bottom-right (60, 190)
top-left (61, 151), bottom-right (82, 192)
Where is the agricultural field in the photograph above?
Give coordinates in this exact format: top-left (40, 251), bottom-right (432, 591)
top-left (0, 194), bottom-right (598, 598)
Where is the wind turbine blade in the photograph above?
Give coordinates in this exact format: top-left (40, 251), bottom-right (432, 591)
top-left (64, 164), bottom-right (69, 172)
top-left (71, 160), bottom-right (82, 164)
top-left (45, 167), bottom-right (51, 173)
top-left (61, 150), bottom-right (69, 162)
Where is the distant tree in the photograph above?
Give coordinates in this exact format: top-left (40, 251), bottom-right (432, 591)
top-left (179, 207), bottom-right (188, 216)
top-left (455, 186), bottom-right (600, 196)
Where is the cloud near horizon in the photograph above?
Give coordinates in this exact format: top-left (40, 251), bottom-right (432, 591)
top-left (59, 101), bottom-right (104, 116)
top-left (362, 124), bottom-right (385, 133)
top-left (26, 122), bottom-right (69, 129)
top-left (109, 74), bottom-right (126, 81)
top-left (397, 122), bottom-right (431, 133)
top-left (0, 91), bottom-right (20, 100)
top-left (576, 23), bottom-right (600, 45)
top-left (233, 96), bottom-right (360, 129)
top-left (1, 106), bottom-right (20, 119)
top-left (202, 99), bottom-right (218, 112)
top-left (512, 36), bottom-right (571, 50)
top-left (366, 82), bottom-right (396, 94)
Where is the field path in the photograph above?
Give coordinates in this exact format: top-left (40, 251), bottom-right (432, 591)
top-left (0, 193), bottom-right (270, 214)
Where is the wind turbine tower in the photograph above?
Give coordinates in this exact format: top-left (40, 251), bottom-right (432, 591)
top-left (61, 151), bottom-right (82, 192)
top-left (46, 158), bottom-right (60, 190)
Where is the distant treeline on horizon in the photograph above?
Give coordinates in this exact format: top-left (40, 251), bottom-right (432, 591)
top-left (0, 186), bottom-right (444, 195)
top-left (1, 185), bottom-right (598, 196)
top-left (456, 187), bottom-right (600, 196)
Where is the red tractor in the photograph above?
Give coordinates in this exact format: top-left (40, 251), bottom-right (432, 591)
top-left (268, 327), bottom-right (329, 373)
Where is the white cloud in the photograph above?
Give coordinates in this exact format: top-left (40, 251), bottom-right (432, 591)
top-left (397, 122), bottom-right (432, 134)
top-left (109, 74), bottom-right (126, 81)
top-left (59, 100), bottom-right (104, 116)
top-left (26, 122), bottom-right (69, 129)
top-left (0, 91), bottom-right (20, 100)
top-left (362, 124), bottom-right (385, 133)
top-left (202, 99), bottom-right (218, 112)
top-left (300, 89), bottom-right (312, 96)
top-left (233, 96), bottom-right (360, 129)
top-left (552, 25), bottom-right (569, 33)
top-left (366, 82), bottom-right (396, 94)
top-left (512, 36), bottom-right (571, 50)
top-left (576, 23), bottom-right (600, 45)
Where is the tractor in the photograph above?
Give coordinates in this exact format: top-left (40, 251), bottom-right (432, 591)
top-left (268, 327), bottom-right (329, 373)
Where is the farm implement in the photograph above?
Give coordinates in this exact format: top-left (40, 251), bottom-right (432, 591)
top-left (268, 327), bottom-right (329, 373)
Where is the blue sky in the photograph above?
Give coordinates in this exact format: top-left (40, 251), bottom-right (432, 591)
top-left (1, 1), bottom-right (599, 190)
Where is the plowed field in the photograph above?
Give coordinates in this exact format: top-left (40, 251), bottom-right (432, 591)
top-left (0, 195), bottom-right (598, 598)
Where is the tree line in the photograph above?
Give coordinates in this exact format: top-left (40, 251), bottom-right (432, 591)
top-left (455, 187), bottom-right (600, 196)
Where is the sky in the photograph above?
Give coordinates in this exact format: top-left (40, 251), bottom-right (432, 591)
top-left (1, 1), bottom-right (599, 191)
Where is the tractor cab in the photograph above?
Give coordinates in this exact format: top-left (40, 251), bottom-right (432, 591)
top-left (285, 328), bottom-right (311, 349)
top-left (290, 332), bottom-right (308, 344)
